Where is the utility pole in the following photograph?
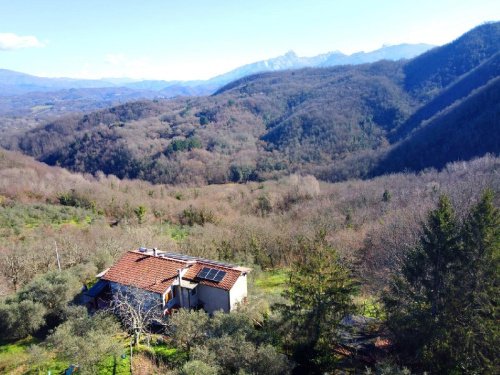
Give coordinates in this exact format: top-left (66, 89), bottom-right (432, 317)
top-left (177, 269), bottom-right (184, 307)
top-left (130, 340), bottom-right (133, 375)
top-left (55, 241), bottom-right (61, 272)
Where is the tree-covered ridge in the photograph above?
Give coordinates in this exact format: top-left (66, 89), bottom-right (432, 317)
top-left (403, 22), bottom-right (500, 101)
top-left (376, 76), bottom-right (500, 173)
top-left (1, 22), bottom-right (499, 185)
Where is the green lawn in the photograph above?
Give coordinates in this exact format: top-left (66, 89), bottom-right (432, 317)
top-left (96, 352), bottom-right (131, 375)
top-left (0, 338), bottom-right (67, 375)
top-left (0, 338), bottom-right (131, 375)
top-left (253, 268), bottom-right (289, 296)
top-left (136, 343), bottom-right (188, 367)
top-left (0, 338), bottom-right (31, 373)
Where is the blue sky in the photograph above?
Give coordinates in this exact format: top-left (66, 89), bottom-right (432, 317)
top-left (0, 0), bottom-right (498, 80)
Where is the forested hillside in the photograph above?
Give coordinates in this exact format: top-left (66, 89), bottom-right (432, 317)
top-left (2, 22), bottom-right (499, 185)
top-left (377, 76), bottom-right (500, 173)
top-left (0, 148), bottom-right (498, 373)
top-left (403, 21), bottom-right (500, 100)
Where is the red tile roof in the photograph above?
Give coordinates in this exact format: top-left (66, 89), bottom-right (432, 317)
top-left (102, 251), bottom-right (243, 293)
top-left (102, 251), bottom-right (185, 294)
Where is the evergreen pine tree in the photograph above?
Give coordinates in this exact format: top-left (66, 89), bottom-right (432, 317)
top-left (275, 231), bottom-right (357, 374)
top-left (384, 195), bottom-right (461, 370)
top-left (385, 192), bottom-right (500, 373)
top-left (450, 190), bottom-right (499, 373)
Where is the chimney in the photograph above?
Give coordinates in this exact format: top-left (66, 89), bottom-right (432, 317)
top-left (177, 269), bottom-right (184, 307)
top-left (153, 248), bottom-right (158, 257)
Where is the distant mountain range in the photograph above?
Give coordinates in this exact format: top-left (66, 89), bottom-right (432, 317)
top-left (206, 43), bottom-right (434, 89)
top-left (0, 43), bottom-right (434, 97)
top-left (4, 22), bottom-right (498, 186)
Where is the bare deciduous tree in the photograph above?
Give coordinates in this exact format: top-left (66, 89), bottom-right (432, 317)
top-left (110, 287), bottom-right (166, 346)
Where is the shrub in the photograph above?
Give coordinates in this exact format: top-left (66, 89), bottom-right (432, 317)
top-left (58, 189), bottom-right (96, 211)
top-left (179, 206), bottom-right (216, 226)
top-left (0, 300), bottom-right (46, 340)
top-left (165, 137), bottom-right (202, 154)
top-left (180, 360), bottom-right (219, 375)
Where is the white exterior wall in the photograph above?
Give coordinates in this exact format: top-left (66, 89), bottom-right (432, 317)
top-left (165, 267), bottom-right (195, 309)
top-left (174, 286), bottom-right (198, 308)
top-left (229, 274), bottom-right (248, 311)
top-left (197, 284), bottom-right (230, 314)
top-left (187, 287), bottom-right (199, 308)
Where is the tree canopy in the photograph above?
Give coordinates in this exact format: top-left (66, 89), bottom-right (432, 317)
top-left (384, 191), bottom-right (499, 373)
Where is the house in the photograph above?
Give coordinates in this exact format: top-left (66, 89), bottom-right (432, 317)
top-left (86, 248), bottom-right (251, 314)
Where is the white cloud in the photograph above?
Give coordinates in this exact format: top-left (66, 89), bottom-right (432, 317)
top-left (0, 33), bottom-right (45, 50)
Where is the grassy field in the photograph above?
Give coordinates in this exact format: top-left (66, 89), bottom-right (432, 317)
top-left (252, 269), bottom-right (384, 319)
top-left (95, 352), bottom-right (131, 375)
top-left (0, 338), bottom-right (67, 375)
top-left (0, 203), bottom-right (98, 237)
top-left (0, 338), bottom-right (32, 374)
top-left (156, 222), bottom-right (190, 242)
top-left (252, 268), bottom-right (289, 297)
top-left (0, 337), bottom-right (131, 375)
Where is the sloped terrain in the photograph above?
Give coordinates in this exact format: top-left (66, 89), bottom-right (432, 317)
top-left (2, 22), bottom-right (499, 184)
top-left (376, 77), bottom-right (500, 173)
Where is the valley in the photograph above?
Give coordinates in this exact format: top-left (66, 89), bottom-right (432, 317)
top-left (0, 18), bottom-right (498, 375)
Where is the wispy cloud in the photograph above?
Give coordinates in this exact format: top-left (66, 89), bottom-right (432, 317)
top-left (104, 53), bottom-right (127, 65)
top-left (0, 33), bottom-right (45, 51)
top-left (46, 53), bottom-right (244, 81)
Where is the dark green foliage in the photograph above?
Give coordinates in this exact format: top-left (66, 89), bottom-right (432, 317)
top-left (377, 77), bottom-right (500, 174)
top-left (48, 307), bottom-right (123, 375)
top-left (384, 195), bottom-right (461, 368)
top-left (450, 190), bottom-right (500, 373)
top-left (58, 189), bottom-right (96, 211)
top-left (0, 300), bottom-right (46, 340)
top-left (168, 309), bottom-right (292, 375)
top-left (17, 270), bottom-right (82, 320)
top-left (0, 269), bottom-right (82, 341)
top-left (134, 205), bottom-right (147, 224)
top-left (275, 231), bottom-right (357, 373)
top-left (382, 189), bottom-right (391, 202)
top-left (384, 192), bottom-right (499, 373)
top-left (229, 164), bottom-right (257, 183)
top-left (404, 22), bottom-right (500, 101)
top-left (165, 137), bottom-right (202, 154)
top-left (179, 205), bottom-right (216, 226)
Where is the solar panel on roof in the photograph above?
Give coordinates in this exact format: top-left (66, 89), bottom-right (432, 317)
top-left (196, 267), bottom-right (227, 283)
top-left (160, 251), bottom-right (237, 268)
top-left (213, 271), bottom-right (226, 282)
top-left (206, 269), bottom-right (218, 279)
top-left (197, 267), bottom-right (211, 279)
